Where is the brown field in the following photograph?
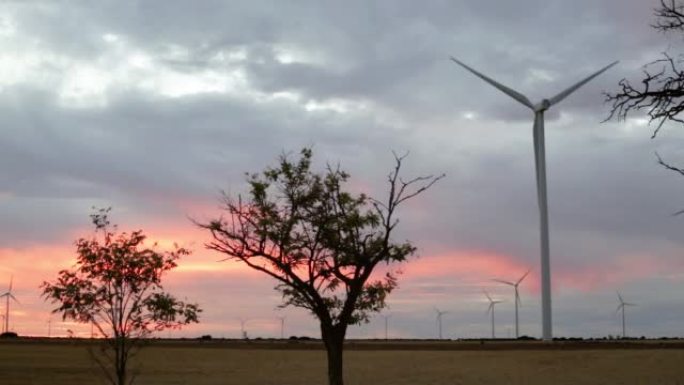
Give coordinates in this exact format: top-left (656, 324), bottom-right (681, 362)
top-left (1, 339), bottom-right (684, 385)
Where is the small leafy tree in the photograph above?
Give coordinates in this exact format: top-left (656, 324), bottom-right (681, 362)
top-left (42, 208), bottom-right (201, 385)
top-left (197, 149), bottom-right (442, 385)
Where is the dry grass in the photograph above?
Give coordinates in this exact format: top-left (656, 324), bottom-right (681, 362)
top-left (1, 339), bottom-right (683, 385)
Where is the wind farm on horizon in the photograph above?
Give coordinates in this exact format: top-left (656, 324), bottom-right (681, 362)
top-left (0, 268), bottom-right (658, 342)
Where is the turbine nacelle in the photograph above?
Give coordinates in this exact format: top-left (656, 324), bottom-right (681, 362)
top-left (616, 292), bottom-right (637, 312)
top-left (433, 307), bottom-right (448, 317)
top-left (534, 99), bottom-right (552, 113)
top-left (0, 292), bottom-right (19, 304)
top-left (483, 290), bottom-right (503, 313)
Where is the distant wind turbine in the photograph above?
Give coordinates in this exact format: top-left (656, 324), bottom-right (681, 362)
top-left (381, 313), bottom-right (391, 341)
top-left (484, 290), bottom-right (503, 339)
top-left (616, 292), bottom-right (636, 338)
top-left (451, 57), bottom-right (618, 340)
top-left (434, 307), bottom-right (448, 340)
top-left (493, 269), bottom-right (532, 338)
top-left (238, 317), bottom-right (249, 339)
top-left (277, 316), bottom-right (286, 339)
top-left (0, 275), bottom-right (20, 333)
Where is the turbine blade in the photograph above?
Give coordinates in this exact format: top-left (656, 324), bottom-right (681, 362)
top-left (516, 291), bottom-right (522, 307)
top-left (450, 57), bottom-right (534, 109)
top-left (516, 268), bottom-right (532, 285)
top-left (617, 292), bottom-right (624, 304)
top-left (9, 294), bottom-right (19, 304)
top-left (491, 279), bottom-right (515, 286)
top-left (548, 61), bottom-right (619, 106)
top-left (615, 304), bottom-right (623, 314)
top-left (482, 290), bottom-right (492, 301)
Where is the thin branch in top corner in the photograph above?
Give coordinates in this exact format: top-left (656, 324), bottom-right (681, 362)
top-left (653, 0), bottom-right (684, 33)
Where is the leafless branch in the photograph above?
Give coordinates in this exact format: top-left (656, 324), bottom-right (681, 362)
top-left (653, 0), bottom-right (684, 32)
top-left (605, 52), bottom-right (684, 138)
top-left (655, 151), bottom-right (684, 215)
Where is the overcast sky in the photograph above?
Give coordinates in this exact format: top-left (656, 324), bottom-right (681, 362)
top-left (2, 0), bottom-right (684, 339)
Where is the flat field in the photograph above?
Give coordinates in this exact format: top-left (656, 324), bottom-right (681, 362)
top-left (1, 339), bottom-right (683, 385)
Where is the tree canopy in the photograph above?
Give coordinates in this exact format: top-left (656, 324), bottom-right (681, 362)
top-left (198, 148), bottom-right (442, 385)
top-left (42, 208), bottom-right (201, 385)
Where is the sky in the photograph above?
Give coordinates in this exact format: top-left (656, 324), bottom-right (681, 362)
top-left (2, 0), bottom-right (684, 340)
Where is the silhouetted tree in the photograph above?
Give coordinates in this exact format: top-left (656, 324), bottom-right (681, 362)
top-left (605, 1), bottom-right (684, 138)
top-left (197, 149), bottom-right (442, 385)
top-left (605, 0), bottom-right (684, 204)
top-left (42, 208), bottom-right (201, 385)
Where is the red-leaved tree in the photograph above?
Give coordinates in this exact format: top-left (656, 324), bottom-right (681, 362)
top-left (42, 208), bottom-right (201, 385)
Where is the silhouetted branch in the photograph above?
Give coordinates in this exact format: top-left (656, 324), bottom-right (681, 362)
top-left (653, 0), bottom-right (684, 32)
top-left (655, 151), bottom-right (684, 215)
top-left (604, 53), bottom-right (684, 138)
top-left (656, 151), bottom-right (684, 176)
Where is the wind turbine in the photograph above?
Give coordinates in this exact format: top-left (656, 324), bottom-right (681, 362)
top-left (381, 313), bottom-right (391, 341)
top-left (492, 269), bottom-right (532, 338)
top-left (434, 307), bottom-right (448, 340)
top-left (238, 317), bottom-right (249, 339)
top-left (0, 275), bottom-right (20, 333)
top-left (484, 290), bottom-right (503, 339)
top-left (277, 316), bottom-right (286, 339)
top-left (451, 57), bottom-right (618, 340)
top-left (616, 292), bottom-right (636, 338)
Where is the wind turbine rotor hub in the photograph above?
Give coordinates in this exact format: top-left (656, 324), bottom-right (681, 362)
top-left (535, 99), bottom-right (551, 112)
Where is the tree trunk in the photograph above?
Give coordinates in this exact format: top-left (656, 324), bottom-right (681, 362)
top-left (115, 337), bottom-right (127, 385)
top-left (321, 324), bottom-right (346, 385)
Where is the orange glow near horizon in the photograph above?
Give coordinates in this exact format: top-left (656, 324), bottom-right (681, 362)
top-left (1, 221), bottom-right (681, 337)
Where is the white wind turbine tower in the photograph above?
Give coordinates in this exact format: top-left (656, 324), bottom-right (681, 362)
top-left (451, 57), bottom-right (618, 340)
top-left (492, 269), bottom-right (531, 338)
top-left (0, 275), bottom-right (20, 333)
top-left (484, 290), bottom-right (503, 339)
top-left (616, 292), bottom-right (636, 338)
top-left (434, 307), bottom-right (448, 340)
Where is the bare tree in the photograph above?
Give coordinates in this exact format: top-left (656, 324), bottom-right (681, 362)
top-left (605, 0), bottom-right (684, 138)
top-left (42, 208), bottom-right (201, 385)
top-left (196, 148), bottom-right (442, 385)
top-left (605, 0), bottom-right (684, 196)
